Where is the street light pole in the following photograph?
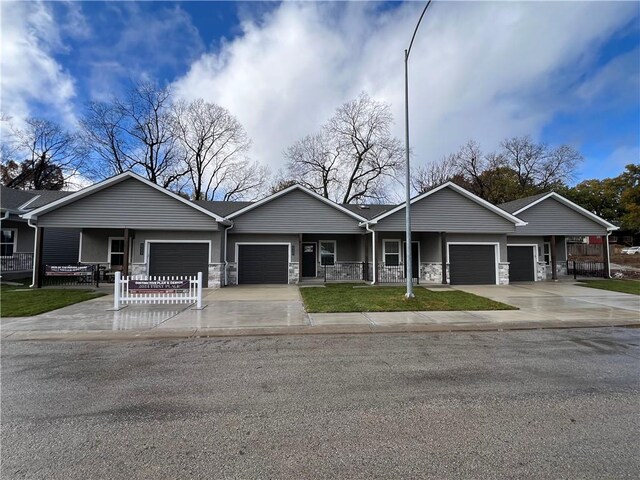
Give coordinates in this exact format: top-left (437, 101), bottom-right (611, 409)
top-left (404, 0), bottom-right (433, 299)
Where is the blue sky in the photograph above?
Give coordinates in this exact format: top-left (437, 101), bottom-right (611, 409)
top-left (2, 1), bottom-right (639, 185)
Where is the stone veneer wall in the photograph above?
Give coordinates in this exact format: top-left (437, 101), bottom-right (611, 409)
top-left (545, 261), bottom-right (568, 279)
top-left (420, 262), bottom-right (447, 283)
top-left (128, 262), bottom-right (223, 288)
top-left (288, 262), bottom-right (299, 284)
top-left (226, 262), bottom-right (238, 285)
top-left (498, 262), bottom-right (509, 285)
top-left (536, 262), bottom-right (547, 281)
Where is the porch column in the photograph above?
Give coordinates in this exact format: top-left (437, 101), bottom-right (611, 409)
top-left (602, 234), bottom-right (611, 278)
top-left (34, 227), bottom-right (44, 288)
top-left (371, 228), bottom-right (376, 284)
top-left (440, 232), bottom-right (447, 284)
top-left (123, 228), bottom-right (130, 277)
top-left (550, 235), bottom-right (558, 281)
top-left (298, 233), bottom-right (302, 282)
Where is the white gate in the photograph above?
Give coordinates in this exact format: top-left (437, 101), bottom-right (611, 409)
top-left (113, 271), bottom-right (203, 309)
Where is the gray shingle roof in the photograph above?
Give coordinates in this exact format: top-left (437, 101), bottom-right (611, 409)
top-left (1, 186), bottom-right (75, 213)
top-left (0, 186), bottom-right (37, 212)
top-left (26, 190), bottom-right (74, 209)
top-left (498, 192), bottom-right (550, 214)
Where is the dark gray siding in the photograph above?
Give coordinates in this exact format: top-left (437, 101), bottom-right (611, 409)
top-left (514, 197), bottom-right (607, 236)
top-left (375, 187), bottom-right (515, 233)
top-left (43, 228), bottom-right (80, 265)
top-left (232, 189), bottom-right (363, 234)
top-left (36, 178), bottom-right (218, 230)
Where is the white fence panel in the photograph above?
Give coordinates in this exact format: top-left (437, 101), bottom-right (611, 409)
top-left (114, 271), bottom-right (203, 309)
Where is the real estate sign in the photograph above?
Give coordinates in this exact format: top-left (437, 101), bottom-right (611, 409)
top-left (128, 279), bottom-right (190, 294)
top-left (45, 265), bottom-right (93, 276)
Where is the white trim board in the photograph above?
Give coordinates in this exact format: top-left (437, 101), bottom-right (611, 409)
top-left (318, 239), bottom-right (337, 266)
top-left (446, 241), bottom-right (500, 285)
top-left (0, 227), bottom-right (18, 256)
top-left (512, 192), bottom-right (618, 231)
top-left (362, 182), bottom-right (527, 227)
top-left (22, 171), bottom-right (229, 224)
top-left (226, 184), bottom-right (368, 222)
top-left (382, 238), bottom-right (401, 265)
top-left (234, 242), bottom-right (293, 264)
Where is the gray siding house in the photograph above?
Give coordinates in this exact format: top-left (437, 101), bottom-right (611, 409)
top-left (19, 172), bottom-right (617, 288)
top-left (499, 193), bottom-right (618, 281)
top-left (1, 186), bottom-right (80, 280)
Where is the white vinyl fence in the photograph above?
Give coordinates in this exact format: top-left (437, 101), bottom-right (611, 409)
top-left (113, 271), bottom-right (203, 309)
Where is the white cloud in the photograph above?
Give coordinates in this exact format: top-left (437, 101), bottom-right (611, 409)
top-left (172, 1), bottom-right (637, 182)
top-left (0, 1), bottom-right (77, 127)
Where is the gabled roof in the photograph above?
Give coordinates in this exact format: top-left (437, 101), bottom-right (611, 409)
top-left (226, 184), bottom-right (369, 222)
top-left (501, 192), bottom-right (618, 231)
top-left (22, 171), bottom-right (229, 224)
top-left (364, 181), bottom-right (527, 226)
top-left (193, 199), bottom-right (254, 217)
top-left (498, 192), bottom-right (550, 214)
top-left (340, 203), bottom-right (395, 220)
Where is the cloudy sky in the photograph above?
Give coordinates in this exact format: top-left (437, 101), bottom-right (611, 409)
top-left (2, 0), bottom-right (639, 184)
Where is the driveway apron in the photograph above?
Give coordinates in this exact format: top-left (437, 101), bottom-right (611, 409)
top-left (157, 285), bottom-right (309, 329)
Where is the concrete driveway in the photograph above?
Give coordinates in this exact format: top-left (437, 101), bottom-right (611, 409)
top-left (454, 282), bottom-right (640, 321)
top-left (158, 285), bottom-right (309, 330)
top-left (1, 282), bottom-right (637, 339)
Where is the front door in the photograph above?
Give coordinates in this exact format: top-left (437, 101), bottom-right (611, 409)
top-left (403, 241), bottom-right (419, 280)
top-left (302, 243), bottom-right (317, 277)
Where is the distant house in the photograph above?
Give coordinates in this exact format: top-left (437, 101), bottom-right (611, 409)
top-left (15, 172), bottom-right (617, 287)
top-left (1, 186), bottom-right (80, 281)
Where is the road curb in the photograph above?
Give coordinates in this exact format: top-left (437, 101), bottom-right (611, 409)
top-left (3, 320), bottom-right (640, 342)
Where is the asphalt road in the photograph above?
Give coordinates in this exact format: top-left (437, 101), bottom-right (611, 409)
top-left (2, 328), bottom-right (639, 479)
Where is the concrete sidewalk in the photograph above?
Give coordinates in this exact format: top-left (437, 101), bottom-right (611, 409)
top-left (1, 282), bottom-right (638, 341)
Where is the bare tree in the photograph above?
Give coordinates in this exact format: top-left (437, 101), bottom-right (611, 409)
top-left (80, 101), bottom-right (132, 177)
top-left (80, 81), bottom-right (184, 188)
top-left (172, 99), bottom-right (263, 201)
top-left (415, 136), bottom-right (583, 202)
top-left (283, 92), bottom-right (404, 204)
top-left (283, 132), bottom-right (341, 198)
top-left (411, 154), bottom-right (459, 193)
top-left (1, 118), bottom-right (86, 190)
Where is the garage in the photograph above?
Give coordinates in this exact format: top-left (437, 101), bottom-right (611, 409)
top-left (238, 244), bottom-right (289, 284)
top-left (149, 243), bottom-right (209, 287)
top-left (449, 244), bottom-right (496, 285)
top-left (507, 245), bottom-right (536, 282)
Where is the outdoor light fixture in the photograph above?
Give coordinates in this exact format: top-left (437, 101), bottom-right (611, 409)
top-left (404, 0), bottom-right (434, 298)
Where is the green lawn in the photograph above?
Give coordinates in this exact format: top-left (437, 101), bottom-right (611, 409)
top-left (578, 279), bottom-right (640, 296)
top-left (300, 283), bottom-right (516, 313)
top-left (1, 281), bottom-right (106, 317)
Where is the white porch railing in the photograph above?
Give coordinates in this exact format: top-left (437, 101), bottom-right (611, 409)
top-left (113, 271), bottom-right (203, 309)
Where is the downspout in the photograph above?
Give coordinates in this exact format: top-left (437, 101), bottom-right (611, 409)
top-left (365, 223), bottom-right (376, 285)
top-left (605, 231), bottom-right (612, 279)
top-left (1, 211), bottom-right (9, 221)
top-left (27, 218), bottom-right (37, 287)
top-left (223, 221), bottom-right (234, 287)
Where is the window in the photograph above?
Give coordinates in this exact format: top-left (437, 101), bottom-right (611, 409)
top-left (108, 237), bottom-right (125, 267)
top-left (1, 229), bottom-right (16, 257)
top-left (542, 242), bottom-right (551, 265)
top-left (320, 240), bottom-right (336, 266)
top-left (383, 239), bottom-right (401, 266)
